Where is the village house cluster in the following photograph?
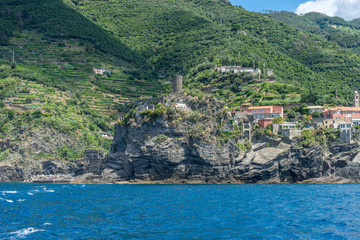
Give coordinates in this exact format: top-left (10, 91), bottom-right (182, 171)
top-left (231, 91), bottom-right (360, 143)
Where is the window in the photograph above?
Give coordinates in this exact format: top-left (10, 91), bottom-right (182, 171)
top-left (253, 110), bottom-right (256, 113)
top-left (262, 110), bottom-right (265, 113)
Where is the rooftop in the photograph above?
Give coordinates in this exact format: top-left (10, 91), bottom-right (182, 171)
top-left (330, 107), bottom-right (360, 111)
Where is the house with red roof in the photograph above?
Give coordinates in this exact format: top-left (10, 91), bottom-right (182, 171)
top-left (324, 107), bottom-right (360, 122)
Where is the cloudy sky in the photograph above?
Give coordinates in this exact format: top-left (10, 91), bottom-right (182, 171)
top-left (230, 0), bottom-right (360, 20)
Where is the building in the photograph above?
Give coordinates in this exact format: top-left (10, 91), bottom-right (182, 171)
top-left (258, 119), bottom-right (273, 129)
top-left (273, 122), bottom-right (301, 140)
top-left (352, 119), bottom-right (360, 127)
top-left (306, 106), bottom-right (326, 114)
top-left (323, 118), bottom-right (346, 129)
top-left (239, 106), bottom-right (283, 121)
top-left (267, 69), bottom-right (274, 77)
top-left (217, 66), bottom-right (261, 75)
top-left (233, 112), bottom-right (253, 140)
top-left (324, 107), bottom-right (360, 122)
top-left (92, 67), bottom-right (111, 75)
top-left (340, 123), bottom-right (352, 143)
top-left (218, 66), bottom-right (232, 73)
top-left (174, 103), bottom-right (188, 110)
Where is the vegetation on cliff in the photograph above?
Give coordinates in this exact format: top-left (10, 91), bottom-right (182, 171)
top-left (1, 0), bottom-right (360, 167)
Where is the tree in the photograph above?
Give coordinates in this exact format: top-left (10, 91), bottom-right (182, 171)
top-left (311, 111), bottom-right (321, 118)
top-left (272, 116), bottom-right (284, 124)
top-left (287, 109), bottom-right (296, 119)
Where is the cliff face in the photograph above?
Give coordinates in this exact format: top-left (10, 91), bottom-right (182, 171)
top-left (101, 96), bottom-right (360, 183)
top-left (2, 95), bottom-right (360, 183)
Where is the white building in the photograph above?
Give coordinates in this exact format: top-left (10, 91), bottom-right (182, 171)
top-left (306, 106), bottom-right (326, 114)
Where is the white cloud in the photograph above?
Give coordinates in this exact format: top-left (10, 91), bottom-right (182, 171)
top-left (295, 0), bottom-right (360, 20)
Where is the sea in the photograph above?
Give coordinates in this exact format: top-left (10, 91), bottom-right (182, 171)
top-left (0, 183), bottom-right (360, 240)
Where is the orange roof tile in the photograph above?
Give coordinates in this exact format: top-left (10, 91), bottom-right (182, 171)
top-left (248, 106), bottom-right (273, 110)
top-left (330, 107), bottom-right (360, 111)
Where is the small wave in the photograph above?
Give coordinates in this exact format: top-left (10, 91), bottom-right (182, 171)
top-left (17, 199), bottom-right (26, 202)
top-left (9, 227), bottom-right (44, 239)
top-left (5, 199), bottom-right (13, 203)
top-left (27, 192), bottom-right (34, 196)
top-left (43, 188), bottom-right (55, 193)
top-left (2, 191), bottom-right (18, 195)
top-left (43, 223), bottom-right (52, 226)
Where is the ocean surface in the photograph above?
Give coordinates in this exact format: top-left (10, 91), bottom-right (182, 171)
top-left (1, 184), bottom-right (360, 240)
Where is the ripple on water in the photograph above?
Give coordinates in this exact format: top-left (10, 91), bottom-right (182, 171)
top-left (1, 184), bottom-right (360, 239)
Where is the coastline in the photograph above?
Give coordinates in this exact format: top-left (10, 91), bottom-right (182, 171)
top-left (8, 176), bottom-right (359, 185)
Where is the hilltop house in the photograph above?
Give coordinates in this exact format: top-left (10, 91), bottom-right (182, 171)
top-left (93, 67), bottom-right (111, 75)
top-left (217, 66), bottom-right (261, 75)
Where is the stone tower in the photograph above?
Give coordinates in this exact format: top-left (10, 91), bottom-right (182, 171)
top-left (354, 91), bottom-right (359, 107)
top-left (173, 75), bottom-right (183, 94)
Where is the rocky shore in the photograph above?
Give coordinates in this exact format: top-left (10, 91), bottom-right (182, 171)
top-left (2, 95), bottom-right (360, 184)
top-left (93, 96), bottom-right (360, 184)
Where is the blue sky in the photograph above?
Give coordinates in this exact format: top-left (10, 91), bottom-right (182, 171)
top-left (229, 0), bottom-right (308, 13)
top-left (229, 0), bottom-right (360, 20)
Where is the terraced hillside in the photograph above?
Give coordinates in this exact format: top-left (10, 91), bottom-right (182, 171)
top-left (2, 0), bottom-right (360, 167)
top-left (0, 0), bottom-right (167, 113)
top-left (66, 0), bottom-right (360, 106)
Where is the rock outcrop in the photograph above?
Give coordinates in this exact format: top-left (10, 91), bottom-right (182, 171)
top-left (2, 95), bottom-right (360, 184)
top-left (99, 96), bottom-right (360, 184)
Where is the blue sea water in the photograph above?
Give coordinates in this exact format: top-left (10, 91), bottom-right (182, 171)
top-left (0, 184), bottom-right (360, 240)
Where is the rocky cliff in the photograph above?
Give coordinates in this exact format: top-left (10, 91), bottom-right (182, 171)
top-left (98, 96), bottom-right (360, 184)
top-left (2, 95), bottom-right (360, 183)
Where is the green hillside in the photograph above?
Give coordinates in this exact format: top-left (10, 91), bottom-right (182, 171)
top-left (0, 0), bottom-right (166, 165)
top-left (269, 11), bottom-right (360, 54)
top-left (2, 0), bottom-right (360, 165)
top-left (66, 0), bottom-right (360, 106)
top-left (0, 0), bottom-right (166, 109)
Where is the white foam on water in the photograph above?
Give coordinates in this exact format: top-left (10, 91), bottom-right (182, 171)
top-left (27, 192), bottom-right (34, 196)
top-left (43, 188), bottom-right (55, 193)
top-left (17, 199), bottom-right (26, 202)
top-left (9, 227), bottom-right (44, 239)
top-left (43, 222), bottom-right (52, 226)
top-left (2, 191), bottom-right (18, 195)
top-left (5, 199), bottom-right (13, 203)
